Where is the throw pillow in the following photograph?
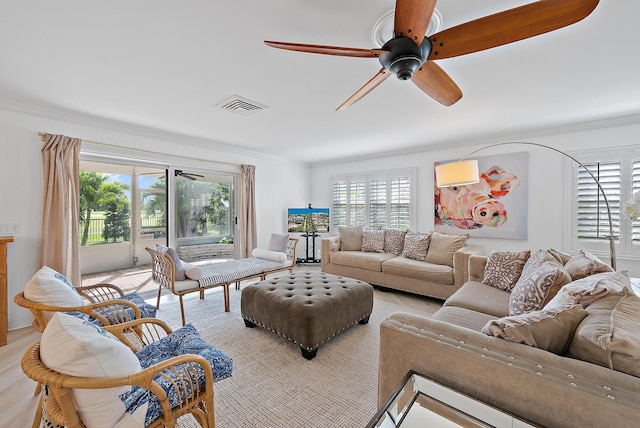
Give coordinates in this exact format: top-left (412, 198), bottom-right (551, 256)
top-left (567, 291), bottom-right (640, 377)
top-left (482, 250), bottom-right (531, 291)
top-left (401, 232), bottom-right (431, 261)
top-left (40, 312), bottom-right (146, 427)
top-left (181, 261), bottom-right (204, 280)
top-left (509, 250), bottom-right (569, 316)
top-left (156, 244), bottom-right (186, 281)
top-left (383, 228), bottom-right (407, 255)
top-left (564, 249), bottom-right (614, 280)
top-left (267, 233), bottom-right (289, 253)
top-left (24, 266), bottom-right (84, 308)
top-left (252, 248), bottom-right (287, 263)
top-left (362, 229), bottom-right (385, 253)
top-left (482, 305), bottom-right (588, 354)
top-left (424, 232), bottom-right (469, 267)
top-left (338, 225), bottom-right (363, 251)
top-left (547, 248), bottom-right (573, 265)
top-left (544, 271), bottom-right (631, 309)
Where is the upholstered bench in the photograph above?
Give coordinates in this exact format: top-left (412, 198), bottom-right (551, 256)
top-left (241, 272), bottom-right (374, 359)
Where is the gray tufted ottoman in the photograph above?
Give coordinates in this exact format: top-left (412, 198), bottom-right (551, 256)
top-left (241, 272), bottom-right (374, 359)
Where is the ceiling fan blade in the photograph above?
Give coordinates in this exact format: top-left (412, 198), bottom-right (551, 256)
top-left (411, 62), bottom-right (462, 106)
top-left (394, 0), bottom-right (437, 45)
top-left (336, 68), bottom-right (391, 111)
top-left (264, 41), bottom-right (388, 58)
top-left (428, 0), bottom-right (599, 60)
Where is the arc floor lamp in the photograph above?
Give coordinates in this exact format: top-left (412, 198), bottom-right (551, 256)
top-left (434, 141), bottom-right (617, 270)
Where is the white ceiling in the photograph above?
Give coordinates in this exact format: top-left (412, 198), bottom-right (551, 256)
top-left (1, 1), bottom-right (638, 164)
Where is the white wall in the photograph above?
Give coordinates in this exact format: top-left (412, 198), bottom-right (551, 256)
top-left (310, 118), bottom-right (640, 277)
top-left (0, 103), bottom-right (311, 330)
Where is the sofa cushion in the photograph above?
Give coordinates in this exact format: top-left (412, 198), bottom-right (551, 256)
top-left (564, 248), bottom-right (614, 280)
top-left (482, 305), bottom-right (588, 354)
top-left (425, 232), bottom-right (468, 267)
top-left (432, 306), bottom-right (497, 332)
top-left (482, 250), bottom-right (530, 291)
top-left (567, 291), bottom-right (640, 377)
top-left (444, 281), bottom-right (510, 318)
top-left (362, 229), bottom-right (385, 252)
top-left (401, 232), bottom-right (431, 261)
top-left (544, 271), bottom-right (631, 309)
top-left (383, 228), bottom-right (407, 255)
top-left (509, 250), bottom-right (571, 316)
top-left (339, 225), bottom-right (363, 251)
top-left (381, 256), bottom-right (453, 284)
top-left (329, 250), bottom-right (395, 272)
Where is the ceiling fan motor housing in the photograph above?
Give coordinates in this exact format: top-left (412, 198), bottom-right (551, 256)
top-left (379, 36), bottom-right (432, 80)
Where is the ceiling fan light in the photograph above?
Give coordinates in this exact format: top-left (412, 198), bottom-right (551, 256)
top-left (389, 56), bottom-right (422, 80)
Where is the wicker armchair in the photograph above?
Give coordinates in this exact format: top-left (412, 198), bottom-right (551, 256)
top-left (21, 318), bottom-right (217, 428)
top-left (14, 283), bottom-right (148, 332)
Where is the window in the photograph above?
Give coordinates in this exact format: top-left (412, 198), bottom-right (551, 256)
top-left (331, 169), bottom-right (414, 230)
top-left (574, 149), bottom-right (640, 256)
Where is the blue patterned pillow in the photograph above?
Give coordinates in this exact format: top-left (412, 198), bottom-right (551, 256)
top-left (78, 292), bottom-right (156, 326)
top-left (122, 324), bottom-right (233, 426)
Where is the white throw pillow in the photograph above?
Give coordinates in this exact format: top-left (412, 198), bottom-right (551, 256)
top-left (182, 261), bottom-right (204, 280)
top-left (252, 248), bottom-right (287, 263)
top-left (40, 313), bottom-right (147, 427)
top-left (268, 233), bottom-right (289, 253)
top-left (24, 266), bottom-right (84, 307)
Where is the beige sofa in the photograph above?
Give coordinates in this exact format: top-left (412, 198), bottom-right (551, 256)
top-left (321, 228), bottom-right (482, 300)
top-left (379, 252), bottom-right (640, 427)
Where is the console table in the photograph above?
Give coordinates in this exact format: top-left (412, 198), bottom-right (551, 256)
top-left (367, 371), bottom-right (534, 428)
top-left (0, 235), bottom-right (14, 346)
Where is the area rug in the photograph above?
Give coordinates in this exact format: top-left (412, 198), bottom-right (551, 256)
top-left (151, 284), bottom-right (440, 427)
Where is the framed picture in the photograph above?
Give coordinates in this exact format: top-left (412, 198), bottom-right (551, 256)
top-left (287, 208), bottom-right (330, 233)
top-left (434, 152), bottom-right (528, 239)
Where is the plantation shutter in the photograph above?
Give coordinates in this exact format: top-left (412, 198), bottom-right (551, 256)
top-left (389, 174), bottom-right (411, 229)
top-left (369, 177), bottom-right (387, 228)
top-left (351, 180), bottom-right (367, 226)
top-left (332, 180), bottom-right (348, 229)
top-left (576, 161), bottom-right (621, 240)
top-left (331, 169), bottom-right (414, 229)
top-left (632, 160), bottom-right (640, 243)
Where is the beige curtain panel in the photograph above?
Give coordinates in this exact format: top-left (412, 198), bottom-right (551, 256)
top-left (239, 164), bottom-right (257, 258)
top-left (40, 133), bottom-right (81, 285)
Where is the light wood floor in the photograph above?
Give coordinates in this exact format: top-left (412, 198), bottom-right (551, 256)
top-left (0, 264), bottom-right (442, 427)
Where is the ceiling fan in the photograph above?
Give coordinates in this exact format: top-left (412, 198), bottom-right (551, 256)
top-left (175, 170), bottom-right (205, 181)
top-left (264, 0), bottom-right (599, 110)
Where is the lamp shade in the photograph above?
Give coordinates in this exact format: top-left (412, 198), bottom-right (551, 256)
top-left (435, 159), bottom-right (480, 187)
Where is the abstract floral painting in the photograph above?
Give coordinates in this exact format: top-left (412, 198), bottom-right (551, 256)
top-left (434, 152), bottom-right (528, 239)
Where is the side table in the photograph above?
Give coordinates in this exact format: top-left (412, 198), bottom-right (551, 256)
top-left (366, 371), bottom-right (534, 428)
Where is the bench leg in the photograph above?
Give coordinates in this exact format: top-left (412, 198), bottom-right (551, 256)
top-left (243, 319), bottom-right (256, 328)
top-left (199, 289), bottom-right (205, 300)
top-left (301, 347), bottom-right (318, 360)
top-left (179, 295), bottom-right (186, 326)
top-left (156, 284), bottom-right (163, 309)
top-left (223, 284), bottom-right (230, 312)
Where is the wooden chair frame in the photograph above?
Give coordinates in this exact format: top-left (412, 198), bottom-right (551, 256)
top-left (147, 238), bottom-right (298, 325)
top-left (21, 318), bottom-right (216, 428)
top-left (14, 283), bottom-right (143, 332)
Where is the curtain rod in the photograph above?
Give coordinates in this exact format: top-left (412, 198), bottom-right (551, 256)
top-left (38, 132), bottom-right (239, 167)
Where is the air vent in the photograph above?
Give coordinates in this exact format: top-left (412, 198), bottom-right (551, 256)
top-left (216, 95), bottom-right (268, 116)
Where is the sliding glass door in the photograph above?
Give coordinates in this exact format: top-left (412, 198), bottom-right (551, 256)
top-left (175, 171), bottom-right (236, 262)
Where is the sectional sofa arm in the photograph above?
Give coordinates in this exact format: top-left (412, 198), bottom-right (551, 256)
top-left (321, 236), bottom-right (340, 269)
top-left (452, 245), bottom-right (483, 287)
top-left (378, 312), bottom-right (640, 428)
